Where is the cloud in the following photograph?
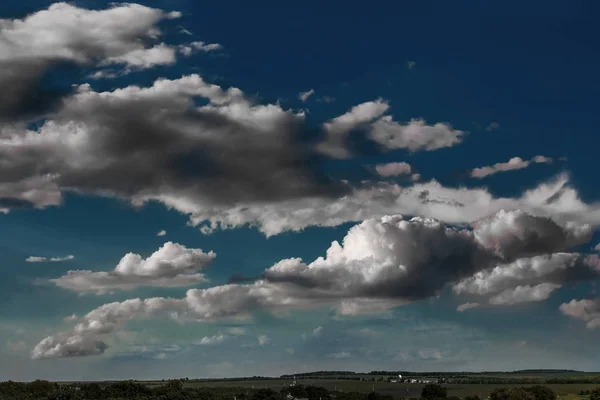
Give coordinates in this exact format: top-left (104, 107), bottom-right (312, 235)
top-left (0, 74), bottom-right (344, 216)
top-left (375, 162), bottom-right (412, 177)
top-left (31, 333), bottom-right (108, 359)
top-left (50, 242), bottom-right (215, 293)
top-left (486, 122), bottom-right (500, 132)
top-left (327, 351), bottom-right (351, 359)
top-left (257, 334), bottom-right (270, 346)
top-left (63, 314), bottom-right (78, 322)
top-left (298, 89), bottom-right (315, 102)
top-left (312, 326), bottom-right (323, 337)
top-left (317, 100), bottom-right (464, 159)
top-left (0, 2), bottom-right (183, 120)
top-left (457, 302), bottom-right (479, 312)
top-left (33, 209), bottom-right (595, 358)
top-left (317, 99), bottom-right (389, 159)
top-left (560, 298), bottom-right (600, 328)
top-left (594, 243), bottom-right (600, 252)
top-left (470, 156), bottom-right (553, 179)
top-left (179, 41), bottom-right (223, 56)
top-left (489, 283), bottom-right (562, 305)
top-left (454, 252), bottom-right (599, 299)
top-left (369, 117), bottom-right (465, 152)
top-left (226, 327), bottom-right (246, 336)
top-left (26, 255), bottom-right (74, 263)
top-left (407, 61), bottom-right (416, 70)
top-left (189, 172), bottom-right (600, 237)
top-left (194, 335), bottom-right (226, 345)
top-left (157, 230), bottom-right (167, 237)
top-left (418, 349), bottom-right (442, 360)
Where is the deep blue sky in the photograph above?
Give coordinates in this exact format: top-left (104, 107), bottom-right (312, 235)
top-left (1, 0), bottom-right (600, 381)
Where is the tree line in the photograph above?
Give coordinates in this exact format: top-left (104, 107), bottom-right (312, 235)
top-left (1, 381), bottom-right (600, 400)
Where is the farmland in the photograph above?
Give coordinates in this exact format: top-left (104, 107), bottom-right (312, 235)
top-left (140, 379), bottom-right (600, 399)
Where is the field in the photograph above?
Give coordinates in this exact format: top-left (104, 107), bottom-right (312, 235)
top-left (150, 379), bottom-right (600, 399)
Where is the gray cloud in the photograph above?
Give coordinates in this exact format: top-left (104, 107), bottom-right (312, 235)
top-left (0, 2), bottom-right (182, 120)
top-left (50, 242), bottom-right (215, 293)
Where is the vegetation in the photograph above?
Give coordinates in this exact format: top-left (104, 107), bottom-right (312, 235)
top-left (0, 380), bottom-right (598, 400)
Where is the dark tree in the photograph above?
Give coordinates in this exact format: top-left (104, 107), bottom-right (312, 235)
top-left (491, 388), bottom-right (510, 400)
top-left (421, 384), bottom-right (448, 400)
top-left (524, 385), bottom-right (555, 400)
top-left (465, 396), bottom-right (481, 400)
top-left (590, 387), bottom-right (600, 400)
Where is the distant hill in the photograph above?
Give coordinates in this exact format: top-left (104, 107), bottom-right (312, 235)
top-left (280, 369), bottom-right (587, 378)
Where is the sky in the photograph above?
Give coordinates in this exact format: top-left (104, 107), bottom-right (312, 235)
top-left (1, 0), bottom-right (600, 381)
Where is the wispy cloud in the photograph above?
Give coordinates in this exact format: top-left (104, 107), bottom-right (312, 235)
top-left (26, 255), bottom-right (74, 263)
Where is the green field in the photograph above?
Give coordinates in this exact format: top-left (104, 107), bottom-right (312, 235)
top-left (154, 379), bottom-right (600, 399)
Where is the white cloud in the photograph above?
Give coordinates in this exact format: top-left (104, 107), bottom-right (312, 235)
top-left (457, 302), bottom-right (480, 312)
top-left (257, 334), bottom-right (270, 346)
top-left (102, 43), bottom-right (177, 69)
top-left (179, 41), bottom-right (223, 56)
top-left (560, 298), bottom-right (600, 328)
top-left (50, 242), bottom-right (215, 293)
top-left (489, 283), bottom-right (562, 305)
top-left (157, 230), bottom-right (167, 237)
top-left (407, 61), bottom-right (416, 70)
top-left (370, 117), bottom-right (464, 152)
top-left (470, 155), bottom-right (553, 179)
top-left (26, 255), bottom-right (74, 263)
top-left (375, 162), bottom-right (412, 177)
top-left (194, 335), bottom-right (226, 345)
top-left (312, 326), bottom-right (323, 337)
top-left (298, 89), bottom-right (315, 102)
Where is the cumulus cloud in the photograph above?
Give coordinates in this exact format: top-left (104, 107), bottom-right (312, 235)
top-left (375, 162), bottom-right (412, 177)
top-left (194, 335), bottom-right (226, 345)
top-left (31, 333), bottom-right (108, 359)
top-left (0, 2), bottom-right (183, 119)
top-left (457, 302), bottom-right (479, 312)
top-left (33, 209), bottom-right (596, 358)
top-left (50, 242), bottom-right (215, 293)
top-left (470, 155), bottom-right (553, 179)
top-left (26, 254), bottom-right (74, 263)
top-left (157, 230), bottom-right (167, 237)
top-left (407, 61), bottom-right (416, 70)
top-left (560, 298), bottom-right (600, 328)
top-left (298, 89), bottom-right (315, 102)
